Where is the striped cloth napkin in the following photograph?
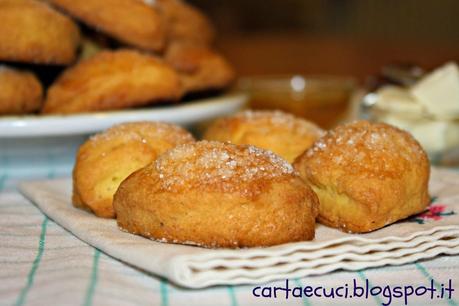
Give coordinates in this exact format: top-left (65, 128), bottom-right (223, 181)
top-left (19, 167), bottom-right (459, 289)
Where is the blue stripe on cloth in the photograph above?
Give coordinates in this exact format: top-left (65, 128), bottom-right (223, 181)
top-left (83, 249), bottom-right (101, 306)
top-left (14, 216), bottom-right (49, 306)
top-left (0, 174), bottom-right (6, 193)
top-left (12, 153), bottom-right (55, 305)
top-left (415, 262), bottom-right (458, 306)
top-left (0, 153), bottom-right (9, 192)
top-left (46, 152), bottom-right (56, 179)
top-left (160, 278), bottom-right (169, 306)
top-left (227, 285), bottom-right (238, 306)
top-left (294, 278), bottom-right (312, 306)
top-left (357, 270), bottom-right (382, 305)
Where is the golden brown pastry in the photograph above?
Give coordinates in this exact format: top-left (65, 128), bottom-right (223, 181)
top-left (0, 66), bottom-right (43, 115)
top-left (204, 110), bottom-right (325, 163)
top-left (294, 120), bottom-right (430, 233)
top-left (42, 50), bottom-right (183, 114)
top-left (164, 43), bottom-right (235, 94)
top-left (0, 0), bottom-right (80, 64)
top-left (73, 121), bottom-right (195, 218)
top-left (114, 141), bottom-right (319, 248)
top-left (48, 0), bottom-right (165, 52)
top-left (156, 0), bottom-right (215, 45)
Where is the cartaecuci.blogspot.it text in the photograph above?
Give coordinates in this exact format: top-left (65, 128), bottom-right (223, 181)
top-left (252, 278), bottom-right (454, 305)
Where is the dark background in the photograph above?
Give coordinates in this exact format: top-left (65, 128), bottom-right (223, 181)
top-left (189, 0), bottom-right (459, 80)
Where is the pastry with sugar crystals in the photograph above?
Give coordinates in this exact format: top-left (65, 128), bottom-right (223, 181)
top-left (204, 110), bottom-right (324, 163)
top-left (294, 120), bottom-right (430, 233)
top-left (73, 121), bottom-right (195, 218)
top-left (114, 141), bottom-right (319, 248)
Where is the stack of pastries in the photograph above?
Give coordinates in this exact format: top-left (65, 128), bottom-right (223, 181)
top-left (0, 0), bottom-right (235, 115)
top-left (72, 110), bottom-right (431, 248)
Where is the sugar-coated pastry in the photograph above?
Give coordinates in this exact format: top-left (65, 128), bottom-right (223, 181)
top-left (0, 0), bottom-right (80, 64)
top-left (164, 43), bottom-right (235, 94)
top-left (156, 0), bottom-right (215, 45)
top-left (42, 50), bottom-right (183, 114)
top-left (204, 110), bottom-right (325, 163)
top-left (73, 121), bottom-right (195, 218)
top-left (294, 120), bottom-right (430, 233)
top-left (0, 66), bottom-right (43, 115)
top-left (48, 0), bottom-right (165, 52)
top-left (114, 141), bottom-right (319, 248)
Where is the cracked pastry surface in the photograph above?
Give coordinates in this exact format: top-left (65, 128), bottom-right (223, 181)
top-left (48, 0), bottom-right (165, 52)
top-left (42, 50), bottom-right (183, 114)
top-left (0, 0), bottom-right (80, 64)
top-left (164, 43), bottom-right (235, 95)
top-left (156, 0), bottom-right (215, 46)
top-left (114, 141), bottom-right (319, 248)
top-left (0, 66), bottom-right (43, 115)
top-left (294, 120), bottom-right (430, 233)
top-left (204, 110), bottom-right (325, 163)
top-left (73, 121), bottom-right (195, 218)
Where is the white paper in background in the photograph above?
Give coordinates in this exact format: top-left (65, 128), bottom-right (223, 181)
top-left (19, 168), bottom-right (459, 288)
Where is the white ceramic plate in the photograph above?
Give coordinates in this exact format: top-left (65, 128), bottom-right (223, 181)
top-left (0, 93), bottom-right (247, 138)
